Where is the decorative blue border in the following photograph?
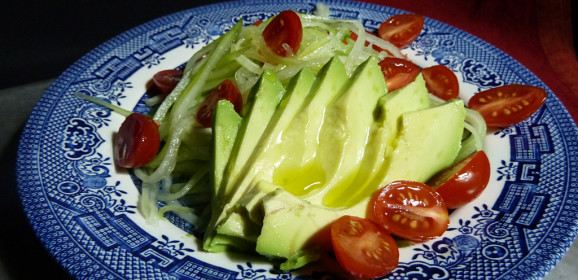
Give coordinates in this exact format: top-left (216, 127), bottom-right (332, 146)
top-left (16, 0), bottom-right (578, 279)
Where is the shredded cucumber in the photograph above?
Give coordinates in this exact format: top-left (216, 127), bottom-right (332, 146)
top-left (457, 108), bottom-right (487, 161)
top-left (68, 5), bottom-right (492, 273)
top-left (131, 6), bottom-right (486, 252)
top-left (75, 6), bottom-right (486, 233)
top-left (134, 7), bottom-right (410, 223)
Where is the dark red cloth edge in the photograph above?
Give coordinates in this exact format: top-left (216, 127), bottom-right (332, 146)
top-left (355, 0), bottom-right (578, 123)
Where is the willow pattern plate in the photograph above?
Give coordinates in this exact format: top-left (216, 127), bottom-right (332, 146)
top-left (17, 0), bottom-right (578, 279)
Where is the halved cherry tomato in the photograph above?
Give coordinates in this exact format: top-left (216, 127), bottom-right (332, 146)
top-left (371, 180), bottom-right (449, 242)
top-left (196, 79), bottom-right (243, 127)
top-left (331, 215), bottom-right (399, 279)
top-left (378, 14), bottom-right (424, 48)
top-left (113, 113), bottom-right (160, 168)
top-left (468, 84), bottom-right (547, 127)
top-left (427, 151), bottom-right (491, 209)
top-left (262, 10), bottom-right (302, 56)
top-left (422, 65), bottom-right (459, 100)
top-left (378, 57), bottom-right (421, 92)
top-left (152, 69), bottom-right (183, 95)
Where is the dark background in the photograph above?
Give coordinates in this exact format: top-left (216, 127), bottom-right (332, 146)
top-left (2, 0), bottom-right (577, 91)
top-left (1, 1), bottom-right (222, 90)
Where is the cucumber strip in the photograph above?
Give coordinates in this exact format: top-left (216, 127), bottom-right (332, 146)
top-left (157, 164), bottom-right (210, 201)
top-left (140, 21), bottom-right (243, 184)
top-left (74, 92), bottom-right (134, 117)
top-left (170, 20), bottom-right (243, 127)
top-left (152, 21), bottom-right (241, 124)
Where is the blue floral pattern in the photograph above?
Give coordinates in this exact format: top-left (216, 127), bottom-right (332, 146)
top-left (16, 0), bottom-right (578, 279)
top-left (155, 235), bottom-right (195, 256)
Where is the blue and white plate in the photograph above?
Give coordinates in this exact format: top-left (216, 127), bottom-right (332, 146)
top-left (16, 0), bottom-right (578, 279)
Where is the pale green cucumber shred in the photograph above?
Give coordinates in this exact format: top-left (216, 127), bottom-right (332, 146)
top-left (131, 6), bottom-right (486, 263)
top-left (134, 8), bottom-right (408, 224)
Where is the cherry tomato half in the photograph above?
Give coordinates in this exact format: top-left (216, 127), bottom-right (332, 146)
top-left (378, 57), bottom-right (421, 92)
top-left (262, 10), bottom-right (303, 57)
top-left (331, 215), bottom-right (399, 279)
top-left (152, 69), bottom-right (183, 95)
top-left (427, 151), bottom-right (491, 209)
top-left (378, 14), bottom-right (424, 48)
top-left (422, 65), bottom-right (459, 101)
top-left (468, 84), bottom-right (547, 127)
top-left (113, 113), bottom-right (161, 168)
top-left (371, 180), bottom-right (449, 242)
top-left (196, 79), bottom-right (243, 127)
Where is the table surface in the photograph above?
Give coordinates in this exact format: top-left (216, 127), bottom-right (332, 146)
top-left (1, 0), bottom-right (577, 279)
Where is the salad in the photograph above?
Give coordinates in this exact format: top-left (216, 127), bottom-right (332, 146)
top-left (77, 3), bottom-right (547, 279)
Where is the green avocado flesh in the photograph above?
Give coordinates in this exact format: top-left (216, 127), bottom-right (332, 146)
top-left (203, 56), bottom-right (466, 269)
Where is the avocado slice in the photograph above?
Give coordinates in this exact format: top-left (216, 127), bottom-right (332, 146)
top-left (203, 56), bottom-right (467, 270)
top-left (227, 57), bottom-right (350, 228)
top-left (305, 56), bottom-right (387, 203)
top-left (208, 58), bottom-right (348, 250)
top-left (271, 57), bottom-right (349, 196)
top-left (322, 73), bottom-right (431, 207)
top-left (203, 69), bottom-right (286, 252)
top-left (223, 68), bottom-right (317, 214)
top-left (381, 98), bottom-right (466, 184)
top-left (256, 187), bottom-right (357, 270)
top-left (256, 98), bottom-right (466, 270)
top-left (214, 68), bottom-right (317, 238)
top-left (211, 99), bottom-right (242, 201)
top-left (207, 100), bottom-right (257, 252)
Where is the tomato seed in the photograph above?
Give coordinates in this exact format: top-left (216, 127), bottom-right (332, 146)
top-left (346, 220), bottom-right (363, 235)
top-left (364, 249), bottom-right (381, 261)
top-left (401, 217), bottom-right (408, 224)
top-left (381, 240), bottom-right (391, 251)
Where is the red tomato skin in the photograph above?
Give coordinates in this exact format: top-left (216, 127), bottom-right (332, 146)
top-left (378, 14), bottom-right (424, 48)
top-left (378, 57), bottom-right (421, 92)
top-left (428, 151), bottom-right (491, 209)
top-left (331, 215), bottom-right (399, 279)
top-left (152, 69), bottom-right (183, 95)
top-left (113, 113), bottom-right (160, 168)
top-left (468, 84), bottom-right (547, 127)
top-left (422, 65), bottom-right (460, 101)
top-left (262, 10), bottom-right (303, 56)
top-left (196, 79), bottom-right (243, 127)
top-left (371, 180), bottom-right (449, 242)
